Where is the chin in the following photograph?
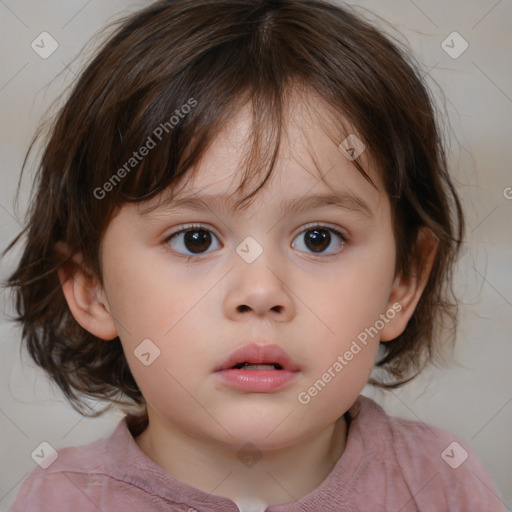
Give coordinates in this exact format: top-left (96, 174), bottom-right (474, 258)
top-left (215, 414), bottom-right (305, 451)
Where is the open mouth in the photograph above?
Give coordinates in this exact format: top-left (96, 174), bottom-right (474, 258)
top-left (214, 343), bottom-right (300, 392)
top-left (216, 349), bottom-right (298, 392)
top-left (215, 343), bottom-right (300, 374)
top-left (231, 362), bottom-right (284, 370)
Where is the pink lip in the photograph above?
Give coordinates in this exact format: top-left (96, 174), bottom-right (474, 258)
top-left (214, 343), bottom-right (300, 393)
top-left (216, 369), bottom-right (298, 392)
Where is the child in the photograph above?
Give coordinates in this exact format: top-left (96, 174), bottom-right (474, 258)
top-left (3, 0), bottom-right (506, 510)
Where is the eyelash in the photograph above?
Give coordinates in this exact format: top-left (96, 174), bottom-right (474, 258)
top-left (163, 222), bottom-right (348, 261)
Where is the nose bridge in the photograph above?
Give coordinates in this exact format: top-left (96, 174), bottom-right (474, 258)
top-left (223, 233), bottom-right (296, 321)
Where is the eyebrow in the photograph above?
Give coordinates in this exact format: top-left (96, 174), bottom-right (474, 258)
top-left (142, 191), bottom-right (374, 219)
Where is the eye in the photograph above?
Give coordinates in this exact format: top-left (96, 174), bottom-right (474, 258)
top-left (164, 222), bottom-right (347, 259)
top-left (165, 224), bottom-right (221, 257)
top-left (291, 223), bottom-right (346, 256)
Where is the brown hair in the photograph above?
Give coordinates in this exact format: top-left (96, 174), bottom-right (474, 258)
top-left (3, 0), bottom-right (464, 419)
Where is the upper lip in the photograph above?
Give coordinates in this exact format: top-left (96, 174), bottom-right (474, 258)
top-left (215, 343), bottom-right (300, 372)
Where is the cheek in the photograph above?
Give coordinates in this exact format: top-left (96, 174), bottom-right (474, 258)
top-left (315, 255), bottom-right (395, 338)
top-left (294, 337), bottom-right (378, 426)
top-left (297, 237), bottom-right (395, 381)
top-left (122, 337), bottom-right (204, 416)
top-left (103, 246), bottom-right (188, 338)
top-left (109, 286), bottom-right (214, 402)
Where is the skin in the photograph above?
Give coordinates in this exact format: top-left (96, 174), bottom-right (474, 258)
top-left (58, 91), bottom-right (438, 508)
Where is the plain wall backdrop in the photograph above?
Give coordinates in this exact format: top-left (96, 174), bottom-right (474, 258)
top-left (1, 0), bottom-right (511, 509)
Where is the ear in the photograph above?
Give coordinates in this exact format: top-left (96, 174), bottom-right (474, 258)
top-left (54, 242), bottom-right (118, 341)
top-left (380, 227), bottom-right (439, 342)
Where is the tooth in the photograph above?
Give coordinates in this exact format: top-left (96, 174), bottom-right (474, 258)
top-left (241, 364), bottom-right (277, 370)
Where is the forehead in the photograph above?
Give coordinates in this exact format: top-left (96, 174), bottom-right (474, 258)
top-left (140, 89), bottom-right (387, 217)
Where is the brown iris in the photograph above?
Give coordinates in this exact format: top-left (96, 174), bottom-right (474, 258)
top-left (183, 228), bottom-right (212, 253)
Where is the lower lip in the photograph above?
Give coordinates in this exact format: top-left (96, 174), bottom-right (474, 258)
top-left (215, 369), bottom-right (298, 392)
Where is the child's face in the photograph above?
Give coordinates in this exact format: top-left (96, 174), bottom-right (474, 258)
top-left (98, 97), bottom-right (401, 450)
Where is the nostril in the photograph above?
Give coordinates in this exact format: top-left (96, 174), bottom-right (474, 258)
top-left (237, 305), bottom-right (250, 312)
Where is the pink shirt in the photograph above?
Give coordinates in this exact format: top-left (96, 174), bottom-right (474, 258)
top-left (8, 395), bottom-right (506, 511)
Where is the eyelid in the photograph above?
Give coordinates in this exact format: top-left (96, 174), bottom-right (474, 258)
top-left (167, 222), bottom-right (219, 237)
top-left (166, 221), bottom-right (348, 241)
top-left (294, 221), bottom-right (348, 239)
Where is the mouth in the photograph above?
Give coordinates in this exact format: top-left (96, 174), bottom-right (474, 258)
top-left (230, 362), bottom-right (284, 370)
top-left (214, 343), bottom-right (300, 392)
top-left (215, 343), bottom-right (300, 373)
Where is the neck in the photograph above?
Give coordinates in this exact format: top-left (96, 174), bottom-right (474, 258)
top-left (134, 411), bottom-right (348, 508)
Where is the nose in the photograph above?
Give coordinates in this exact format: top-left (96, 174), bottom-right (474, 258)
top-left (223, 258), bottom-right (296, 323)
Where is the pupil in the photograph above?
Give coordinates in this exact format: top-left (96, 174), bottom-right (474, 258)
top-left (306, 229), bottom-right (330, 253)
top-left (182, 228), bottom-right (331, 254)
top-left (184, 229), bottom-right (211, 253)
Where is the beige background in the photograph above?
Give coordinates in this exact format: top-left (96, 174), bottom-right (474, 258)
top-left (1, 0), bottom-right (511, 509)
